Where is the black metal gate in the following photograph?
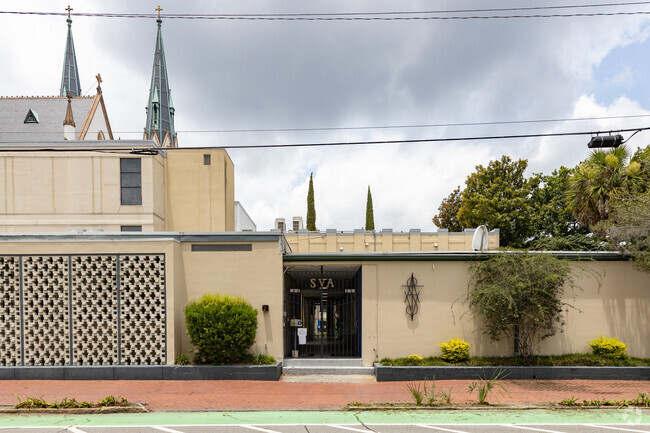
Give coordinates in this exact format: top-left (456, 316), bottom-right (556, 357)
top-left (284, 267), bottom-right (361, 358)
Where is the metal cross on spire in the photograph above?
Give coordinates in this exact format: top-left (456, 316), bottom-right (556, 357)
top-left (155, 5), bottom-right (163, 19)
top-left (65, 5), bottom-right (73, 18)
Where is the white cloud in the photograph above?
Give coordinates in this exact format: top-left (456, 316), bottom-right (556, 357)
top-left (2, 1), bottom-right (650, 231)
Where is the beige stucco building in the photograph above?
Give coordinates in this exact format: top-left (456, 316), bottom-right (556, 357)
top-left (0, 142), bottom-right (647, 367)
top-left (0, 143), bottom-right (234, 233)
top-left (1, 233), bottom-right (648, 368)
top-left (1, 11), bottom-right (647, 370)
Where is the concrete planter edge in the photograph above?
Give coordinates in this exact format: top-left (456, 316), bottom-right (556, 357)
top-left (373, 363), bottom-right (650, 381)
top-left (0, 363), bottom-right (282, 381)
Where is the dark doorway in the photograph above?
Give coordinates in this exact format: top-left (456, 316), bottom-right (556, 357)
top-left (284, 266), bottom-right (361, 358)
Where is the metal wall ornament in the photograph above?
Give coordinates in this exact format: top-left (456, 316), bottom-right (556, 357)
top-left (403, 273), bottom-right (422, 320)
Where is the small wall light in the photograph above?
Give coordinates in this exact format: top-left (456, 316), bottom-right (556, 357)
top-left (262, 305), bottom-right (269, 312)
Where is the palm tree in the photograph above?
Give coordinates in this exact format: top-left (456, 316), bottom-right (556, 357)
top-left (567, 145), bottom-right (636, 228)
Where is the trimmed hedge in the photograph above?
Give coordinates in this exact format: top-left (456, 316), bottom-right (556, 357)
top-left (185, 294), bottom-right (258, 365)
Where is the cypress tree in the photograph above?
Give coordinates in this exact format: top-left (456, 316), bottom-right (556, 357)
top-left (306, 172), bottom-right (316, 231)
top-left (365, 186), bottom-right (375, 231)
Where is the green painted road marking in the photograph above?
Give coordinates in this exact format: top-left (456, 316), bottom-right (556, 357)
top-left (0, 409), bottom-right (648, 427)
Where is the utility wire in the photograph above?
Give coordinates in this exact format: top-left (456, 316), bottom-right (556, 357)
top-left (213, 126), bottom-right (650, 149)
top-left (3, 126), bottom-right (647, 148)
top-left (4, 3), bottom-right (650, 21)
top-left (172, 113), bottom-right (650, 134)
top-left (3, 114), bottom-right (650, 135)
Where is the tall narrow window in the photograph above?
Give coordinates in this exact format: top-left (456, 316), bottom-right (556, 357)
top-left (120, 158), bottom-right (142, 205)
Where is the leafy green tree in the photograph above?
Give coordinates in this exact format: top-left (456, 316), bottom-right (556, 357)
top-left (432, 186), bottom-right (464, 232)
top-left (467, 253), bottom-right (578, 357)
top-left (306, 172), bottom-right (316, 231)
top-left (530, 166), bottom-right (587, 239)
top-left (365, 186), bottom-right (375, 231)
top-left (598, 190), bottom-right (650, 273)
top-left (457, 156), bottom-right (539, 248)
top-left (566, 145), bottom-right (650, 229)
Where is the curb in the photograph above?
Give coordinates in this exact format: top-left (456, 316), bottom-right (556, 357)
top-left (347, 404), bottom-right (650, 411)
top-left (0, 363), bottom-right (282, 381)
top-left (374, 364), bottom-right (650, 381)
top-left (0, 404), bottom-right (148, 414)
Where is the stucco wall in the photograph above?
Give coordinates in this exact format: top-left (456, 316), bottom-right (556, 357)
top-left (0, 149), bottom-right (165, 232)
top-left (165, 149), bottom-right (235, 232)
top-left (0, 146), bottom-right (234, 233)
top-left (369, 260), bottom-right (650, 362)
top-left (177, 240), bottom-right (284, 359)
top-left (288, 258), bottom-right (650, 364)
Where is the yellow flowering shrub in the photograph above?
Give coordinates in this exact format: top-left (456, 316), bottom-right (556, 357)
top-left (440, 337), bottom-right (471, 363)
top-left (589, 336), bottom-right (628, 359)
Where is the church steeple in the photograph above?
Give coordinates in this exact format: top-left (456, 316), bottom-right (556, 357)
top-left (144, 6), bottom-right (177, 147)
top-left (60, 5), bottom-right (81, 97)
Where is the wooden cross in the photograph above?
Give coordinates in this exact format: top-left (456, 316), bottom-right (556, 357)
top-left (155, 5), bottom-right (163, 18)
top-left (65, 5), bottom-right (73, 18)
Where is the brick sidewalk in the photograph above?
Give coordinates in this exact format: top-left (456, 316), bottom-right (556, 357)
top-left (1, 380), bottom-right (648, 411)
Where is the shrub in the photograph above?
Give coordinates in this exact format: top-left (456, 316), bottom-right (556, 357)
top-left (253, 354), bottom-right (276, 365)
top-left (440, 337), bottom-right (471, 363)
top-left (175, 352), bottom-right (190, 365)
top-left (184, 293), bottom-right (258, 365)
top-left (589, 336), bottom-right (628, 359)
top-left (406, 354), bottom-right (423, 365)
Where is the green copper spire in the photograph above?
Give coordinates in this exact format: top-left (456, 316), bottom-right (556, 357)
top-left (60, 6), bottom-right (81, 97)
top-left (144, 12), bottom-right (177, 147)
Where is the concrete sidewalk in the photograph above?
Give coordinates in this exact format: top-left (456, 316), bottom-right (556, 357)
top-left (1, 379), bottom-right (648, 411)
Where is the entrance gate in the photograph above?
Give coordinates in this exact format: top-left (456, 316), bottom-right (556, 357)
top-left (284, 267), bottom-right (361, 358)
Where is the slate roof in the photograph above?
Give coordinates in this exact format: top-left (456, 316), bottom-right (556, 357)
top-left (0, 96), bottom-right (94, 142)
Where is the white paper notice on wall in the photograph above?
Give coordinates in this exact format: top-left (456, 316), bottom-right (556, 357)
top-left (297, 327), bottom-right (307, 345)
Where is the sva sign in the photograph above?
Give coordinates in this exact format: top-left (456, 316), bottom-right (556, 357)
top-left (310, 278), bottom-right (334, 289)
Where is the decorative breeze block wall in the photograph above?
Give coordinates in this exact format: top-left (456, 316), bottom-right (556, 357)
top-left (22, 256), bottom-right (70, 366)
top-left (0, 254), bottom-right (165, 366)
top-left (71, 255), bottom-right (118, 365)
top-left (120, 255), bottom-right (166, 365)
top-left (0, 256), bottom-right (20, 366)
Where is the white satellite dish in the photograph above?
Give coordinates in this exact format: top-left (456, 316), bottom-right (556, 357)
top-left (471, 225), bottom-right (489, 251)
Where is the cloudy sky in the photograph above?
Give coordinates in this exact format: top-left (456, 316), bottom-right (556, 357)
top-left (3, 1), bottom-right (650, 231)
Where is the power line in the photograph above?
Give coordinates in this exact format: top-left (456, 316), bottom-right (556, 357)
top-left (3, 114), bottom-right (650, 136)
top-left (172, 114), bottom-right (650, 134)
top-left (2, 126), bottom-right (647, 148)
top-left (3, 3), bottom-right (650, 21)
top-left (213, 126), bottom-right (650, 149)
